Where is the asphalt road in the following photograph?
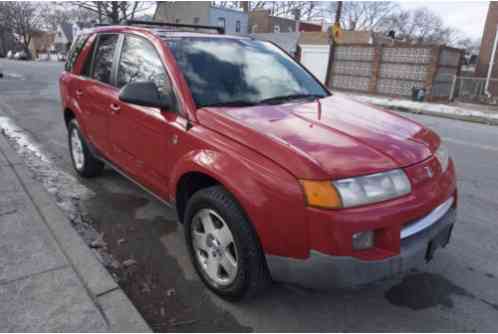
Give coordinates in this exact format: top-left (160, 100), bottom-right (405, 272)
top-left (1, 58), bottom-right (498, 332)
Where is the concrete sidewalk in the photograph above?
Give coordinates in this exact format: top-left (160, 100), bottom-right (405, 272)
top-left (0, 135), bottom-right (150, 332)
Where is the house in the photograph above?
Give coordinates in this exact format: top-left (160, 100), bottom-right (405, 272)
top-left (476, 1), bottom-right (498, 95)
top-left (154, 2), bottom-right (248, 34)
top-left (54, 22), bottom-right (91, 53)
top-left (28, 31), bottom-right (56, 59)
top-left (248, 9), bottom-right (321, 33)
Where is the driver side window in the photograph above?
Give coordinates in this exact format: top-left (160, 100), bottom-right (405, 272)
top-left (117, 35), bottom-right (172, 101)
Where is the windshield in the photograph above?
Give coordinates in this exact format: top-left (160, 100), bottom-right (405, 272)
top-left (164, 37), bottom-right (328, 108)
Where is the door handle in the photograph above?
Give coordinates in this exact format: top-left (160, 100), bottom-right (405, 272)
top-left (110, 103), bottom-right (121, 114)
top-left (75, 89), bottom-right (84, 97)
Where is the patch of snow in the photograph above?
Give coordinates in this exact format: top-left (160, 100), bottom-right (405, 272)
top-left (0, 115), bottom-right (94, 201)
top-left (3, 72), bottom-right (25, 80)
top-left (351, 95), bottom-right (498, 121)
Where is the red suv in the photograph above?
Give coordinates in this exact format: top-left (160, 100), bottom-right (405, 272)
top-left (60, 22), bottom-right (457, 300)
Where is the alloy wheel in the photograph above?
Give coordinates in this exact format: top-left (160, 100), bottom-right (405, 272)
top-left (71, 128), bottom-right (85, 170)
top-left (191, 208), bottom-right (239, 286)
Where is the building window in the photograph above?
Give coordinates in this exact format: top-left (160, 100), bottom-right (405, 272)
top-left (193, 17), bottom-right (200, 24)
top-left (217, 17), bottom-right (226, 30)
top-left (235, 20), bottom-right (241, 33)
top-left (273, 24), bottom-right (280, 33)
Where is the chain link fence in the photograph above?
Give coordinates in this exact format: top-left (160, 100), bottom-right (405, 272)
top-left (450, 76), bottom-right (498, 105)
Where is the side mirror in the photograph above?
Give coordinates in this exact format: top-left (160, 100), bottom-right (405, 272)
top-left (119, 81), bottom-right (172, 109)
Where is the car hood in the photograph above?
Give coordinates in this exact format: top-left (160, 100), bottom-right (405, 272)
top-left (197, 93), bottom-right (439, 180)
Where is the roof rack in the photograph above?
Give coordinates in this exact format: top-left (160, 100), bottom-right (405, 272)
top-left (125, 20), bottom-right (224, 34)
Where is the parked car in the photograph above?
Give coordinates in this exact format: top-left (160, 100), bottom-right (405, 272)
top-left (59, 23), bottom-right (457, 300)
top-left (13, 51), bottom-right (28, 60)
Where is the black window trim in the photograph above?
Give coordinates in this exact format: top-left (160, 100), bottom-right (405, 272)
top-left (115, 32), bottom-right (181, 113)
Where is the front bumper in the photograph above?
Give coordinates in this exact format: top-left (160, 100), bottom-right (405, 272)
top-left (266, 197), bottom-right (457, 289)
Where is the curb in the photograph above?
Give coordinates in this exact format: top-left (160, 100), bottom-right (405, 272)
top-left (375, 105), bottom-right (498, 127)
top-left (0, 134), bottom-right (151, 332)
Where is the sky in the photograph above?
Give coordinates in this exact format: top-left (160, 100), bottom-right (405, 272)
top-left (398, 1), bottom-right (489, 41)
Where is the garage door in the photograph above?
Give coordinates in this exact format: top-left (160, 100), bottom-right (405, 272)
top-left (299, 45), bottom-right (330, 83)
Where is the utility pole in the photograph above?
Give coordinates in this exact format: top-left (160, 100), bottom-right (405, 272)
top-left (485, 24), bottom-right (498, 98)
top-left (334, 1), bottom-right (343, 24)
top-left (325, 2), bottom-right (342, 88)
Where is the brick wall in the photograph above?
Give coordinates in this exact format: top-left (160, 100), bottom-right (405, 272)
top-left (328, 44), bottom-right (463, 101)
top-left (477, 2), bottom-right (498, 78)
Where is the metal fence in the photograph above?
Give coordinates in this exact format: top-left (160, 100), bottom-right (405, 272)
top-left (328, 44), bottom-right (463, 102)
top-left (450, 76), bottom-right (498, 105)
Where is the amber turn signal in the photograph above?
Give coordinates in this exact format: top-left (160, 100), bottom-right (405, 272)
top-left (300, 180), bottom-right (343, 209)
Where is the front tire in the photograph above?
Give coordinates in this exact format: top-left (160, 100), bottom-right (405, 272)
top-left (68, 119), bottom-right (104, 178)
top-left (184, 186), bottom-right (270, 300)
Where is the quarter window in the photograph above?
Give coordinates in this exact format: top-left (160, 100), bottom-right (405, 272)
top-left (117, 35), bottom-right (172, 100)
top-left (81, 38), bottom-right (95, 77)
top-left (65, 33), bottom-right (89, 72)
top-left (92, 34), bottom-right (119, 85)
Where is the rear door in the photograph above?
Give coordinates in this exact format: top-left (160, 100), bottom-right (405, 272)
top-left (110, 33), bottom-right (177, 197)
top-left (81, 33), bottom-right (121, 156)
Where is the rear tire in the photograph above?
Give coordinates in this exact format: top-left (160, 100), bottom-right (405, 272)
top-left (68, 119), bottom-right (104, 178)
top-left (184, 186), bottom-right (270, 300)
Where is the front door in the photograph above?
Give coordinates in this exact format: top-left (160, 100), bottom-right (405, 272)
top-left (110, 34), bottom-right (177, 197)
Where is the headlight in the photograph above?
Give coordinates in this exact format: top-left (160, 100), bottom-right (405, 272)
top-left (435, 143), bottom-right (449, 172)
top-left (300, 169), bottom-right (412, 209)
top-left (333, 169), bottom-right (412, 208)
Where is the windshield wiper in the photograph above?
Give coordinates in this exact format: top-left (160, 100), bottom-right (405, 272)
top-left (201, 100), bottom-right (258, 108)
top-left (258, 93), bottom-right (325, 105)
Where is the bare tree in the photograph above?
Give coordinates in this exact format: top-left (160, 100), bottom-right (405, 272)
top-left (380, 7), bottom-right (455, 45)
top-left (214, 1), bottom-right (322, 21)
top-left (266, 2), bottom-right (322, 20)
top-left (69, 1), bottom-right (154, 24)
top-left (0, 21), bottom-right (13, 56)
top-left (326, 2), bottom-right (400, 31)
top-left (0, 2), bottom-right (45, 59)
top-left (452, 35), bottom-right (481, 56)
top-left (41, 2), bottom-right (99, 30)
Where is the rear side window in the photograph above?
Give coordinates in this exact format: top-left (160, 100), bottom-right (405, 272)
top-left (92, 34), bottom-right (119, 85)
top-left (65, 34), bottom-right (89, 72)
